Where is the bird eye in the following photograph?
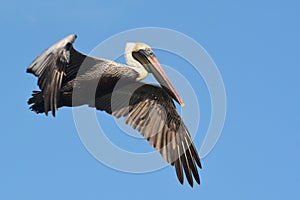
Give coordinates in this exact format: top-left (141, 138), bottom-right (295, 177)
top-left (145, 48), bottom-right (154, 57)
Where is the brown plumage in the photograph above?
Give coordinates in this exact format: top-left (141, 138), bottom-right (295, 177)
top-left (27, 34), bottom-right (202, 187)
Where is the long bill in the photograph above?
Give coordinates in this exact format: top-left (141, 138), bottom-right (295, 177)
top-left (134, 50), bottom-right (185, 107)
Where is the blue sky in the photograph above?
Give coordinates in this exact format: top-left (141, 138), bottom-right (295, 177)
top-left (1, 0), bottom-right (300, 199)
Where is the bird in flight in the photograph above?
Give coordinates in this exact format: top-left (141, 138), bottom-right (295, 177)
top-left (27, 34), bottom-right (202, 187)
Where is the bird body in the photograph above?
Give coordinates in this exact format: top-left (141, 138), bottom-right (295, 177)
top-left (27, 34), bottom-right (202, 187)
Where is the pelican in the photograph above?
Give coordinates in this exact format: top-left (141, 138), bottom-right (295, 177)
top-left (27, 34), bottom-right (202, 187)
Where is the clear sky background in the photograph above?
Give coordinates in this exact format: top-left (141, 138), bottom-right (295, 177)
top-left (1, 0), bottom-right (300, 199)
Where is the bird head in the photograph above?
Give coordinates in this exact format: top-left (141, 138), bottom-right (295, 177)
top-left (124, 42), bottom-right (185, 107)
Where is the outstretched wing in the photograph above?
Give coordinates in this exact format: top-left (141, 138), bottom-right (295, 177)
top-left (27, 34), bottom-right (139, 116)
top-left (27, 34), bottom-right (84, 116)
top-left (93, 82), bottom-right (202, 187)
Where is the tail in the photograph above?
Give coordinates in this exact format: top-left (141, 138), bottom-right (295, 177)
top-left (27, 91), bottom-right (46, 115)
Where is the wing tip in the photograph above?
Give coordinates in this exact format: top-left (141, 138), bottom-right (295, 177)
top-left (65, 33), bottom-right (77, 44)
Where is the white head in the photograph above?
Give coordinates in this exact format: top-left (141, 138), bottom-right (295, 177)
top-left (123, 42), bottom-right (185, 107)
top-left (125, 42), bottom-right (152, 68)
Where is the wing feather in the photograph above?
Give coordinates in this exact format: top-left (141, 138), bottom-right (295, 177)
top-left (27, 34), bottom-right (80, 116)
top-left (180, 141), bottom-right (193, 187)
top-left (94, 82), bottom-right (202, 186)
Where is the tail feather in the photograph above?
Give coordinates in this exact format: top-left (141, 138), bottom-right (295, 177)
top-left (28, 91), bottom-right (46, 115)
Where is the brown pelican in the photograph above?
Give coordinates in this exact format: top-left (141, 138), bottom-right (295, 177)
top-left (27, 34), bottom-right (202, 187)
